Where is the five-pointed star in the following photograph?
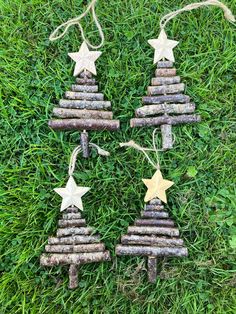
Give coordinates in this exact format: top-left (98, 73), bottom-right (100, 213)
top-left (54, 176), bottom-right (90, 212)
top-left (142, 170), bottom-right (174, 203)
top-left (148, 29), bottom-right (179, 63)
top-left (68, 41), bottom-right (102, 76)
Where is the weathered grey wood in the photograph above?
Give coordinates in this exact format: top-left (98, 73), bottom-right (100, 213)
top-left (48, 235), bottom-right (100, 245)
top-left (116, 245), bottom-right (188, 257)
top-left (135, 219), bottom-right (175, 227)
top-left (161, 124), bottom-right (173, 150)
top-left (149, 199), bottom-right (162, 205)
top-left (59, 99), bottom-right (111, 110)
top-left (63, 213), bottom-right (81, 220)
top-left (65, 91), bottom-right (104, 101)
top-left (69, 264), bottom-right (78, 289)
top-left (148, 83), bottom-right (185, 95)
top-left (157, 61), bottom-right (173, 68)
top-left (40, 251), bottom-right (111, 266)
top-left (148, 257), bottom-right (157, 283)
top-left (121, 235), bottom-right (184, 247)
top-left (45, 243), bottom-right (105, 253)
top-left (127, 226), bottom-right (179, 237)
top-left (58, 219), bottom-right (86, 228)
top-left (53, 108), bottom-right (113, 120)
top-left (145, 204), bottom-right (164, 211)
top-left (155, 68), bottom-right (176, 76)
top-left (80, 131), bottom-right (89, 158)
top-left (141, 211), bottom-right (169, 218)
top-left (49, 119), bottom-right (120, 131)
top-left (76, 77), bottom-right (96, 85)
top-left (66, 207), bottom-right (78, 213)
top-left (135, 103), bottom-right (195, 117)
top-left (71, 85), bottom-right (98, 93)
top-left (79, 71), bottom-right (92, 79)
top-left (130, 114), bottom-right (201, 128)
top-left (56, 227), bottom-right (93, 237)
top-left (151, 76), bottom-right (181, 86)
top-left (142, 94), bottom-right (190, 104)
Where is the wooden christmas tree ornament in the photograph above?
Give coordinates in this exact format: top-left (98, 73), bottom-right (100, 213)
top-left (48, 0), bottom-right (120, 158)
top-left (116, 133), bottom-right (188, 282)
top-left (130, 0), bottom-right (235, 150)
top-left (40, 146), bottom-right (111, 289)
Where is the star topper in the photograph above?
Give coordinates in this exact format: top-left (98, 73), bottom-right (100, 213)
top-left (148, 29), bottom-right (179, 63)
top-left (68, 41), bottom-right (102, 76)
top-left (54, 176), bottom-right (90, 211)
top-left (142, 170), bottom-right (174, 203)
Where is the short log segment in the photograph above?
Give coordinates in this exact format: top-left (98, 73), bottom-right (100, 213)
top-left (59, 99), bottom-right (111, 110)
top-left (151, 76), bottom-right (181, 86)
top-left (161, 124), bottom-right (173, 150)
top-left (53, 108), bottom-right (113, 120)
top-left (57, 227), bottom-right (93, 237)
top-left (45, 243), bottom-right (105, 253)
top-left (48, 235), bottom-right (100, 245)
top-left (148, 257), bottom-right (157, 283)
top-left (80, 131), bottom-right (89, 158)
top-left (71, 85), bottom-right (98, 93)
top-left (69, 264), bottom-right (78, 289)
top-left (130, 114), bottom-right (201, 128)
top-left (142, 94), bottom-right (190, 104)
top-left (148, 83), bottom-right (185, 95)
top-left (115, 199), bottom-right (188, 282)
top-left (58, 219), bottom-right (86, 228)
top-left (135, 103), bottom-right (196, 117)
top-left (157, 61), bottom-right (173, 68)
top-left (49, 119), bottom-right (120, 131)
top-left (65, 91), bottom-right (104, 101)
top-left (155, 68), bottom-right (176, 76)
top-left (76, 78), bottom-right (96, 85)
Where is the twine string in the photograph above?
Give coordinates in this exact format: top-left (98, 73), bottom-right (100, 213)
top-left (120, 129), bottom-right (163, 170)
top-left (68, 143), bottom-right (110, 176)
top-left (160, 0), bottom-right (235, 30)
top-left (49, 0), bottom-right (104, 49)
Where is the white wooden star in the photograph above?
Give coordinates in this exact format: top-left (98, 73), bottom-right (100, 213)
top-left (142, 170), bottom-right (174, 203)
top-left (68, 41), bottom-right (102, 76)
top-left (54, 176), bottom-right (90, 212)
top-left (148, 29), bottom-right (179, 63)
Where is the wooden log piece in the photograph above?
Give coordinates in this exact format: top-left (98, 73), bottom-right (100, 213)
top-left (157, 61), bottom-right (173, 68)
top-left (155, 68), bottom-right (176, 77)
top-left (148, 256), bottom-right (157, 283)
top-left (161, 124), bottom-right (173, 150)
top-left (45, 243), bottom-right (105, 253)
top-left (53, 108), bottom-right (113, 120)
top-left (116, 245), bottom-right (188, 257)
top-left (142, 94), bottom-right (190, 104)
top-left (48, 235), bottom-right (100, 245)
top-left (69, 264), bottom-right (78, 289)
top-left (65, 91), bottom-right (104, 101)
top-left (151, 76), bottom-right (181, 86)
top-left (130, 114), bottom-right (201, 128)
top-left (121, 235), bottom-right (184, 247)
top-left (63, 213), bottom-right (81, 220)
top-left (80, 131), bottom-right (89, 158)
top-left (59, 99), bottom-right (111, 110)
top-left (141, 211), bottom-right (169, 218)
top-left (40, 251), bottom-right (111, 266)
top-left (149, 198), bottom-right (162, 205)
top-left (76, 77), bottom-right (96, 85)
top-left (71, 85), bottom-right (98, 93)
top-left (49, 119), bottom-right (120, 131)
top-left (145, 204), bottom-right (164, 210)
top-left (56, 227), bottom-right (93, 237)
top-left (135, 103), bottom-right (196, 117)
top-left (127, 226), bottom-right (179, 237)
top-left (148, 83), bottom-right (185, 95)
top-left (135, 219), bottom-right (175, 227)
top-left (66, 207), bottom-right (78, 213)
top-left (79, 71), bottom-right (92, 78)
top-left (58, 219), bottom-right (86, 228)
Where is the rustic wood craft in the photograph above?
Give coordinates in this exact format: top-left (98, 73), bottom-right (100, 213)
top-left (40, 205), bottom-right (110, 289)
top-left (116, 198), bottom-right (188, 283)
top-left (130, 60), bottom-right (201, 150)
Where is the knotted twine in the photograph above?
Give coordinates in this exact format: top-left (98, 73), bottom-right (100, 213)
top-left (120, 129), bottom-right (165, 171)
top-left (68, 143), bottom-right (110, 176)
top-left (49, 0), bottom-right (104, 49)
top-left (160, 0), bottom-right (235, 30)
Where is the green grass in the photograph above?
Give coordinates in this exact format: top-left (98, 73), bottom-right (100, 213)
top-left (0, 0), bottom-right (236, 313)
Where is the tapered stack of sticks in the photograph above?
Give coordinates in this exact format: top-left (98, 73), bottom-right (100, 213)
top-left (130, 61), bottom-right (201, 150)
top-left (40, 206), bottom-right (110, 289)
top-left (48, 70), bottom-right (120, 157)
top-left (116, 198), bottom-right (188, 283)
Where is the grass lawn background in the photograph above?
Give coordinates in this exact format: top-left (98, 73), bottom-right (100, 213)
top-left (0, 0), bottom-right (235, 313)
